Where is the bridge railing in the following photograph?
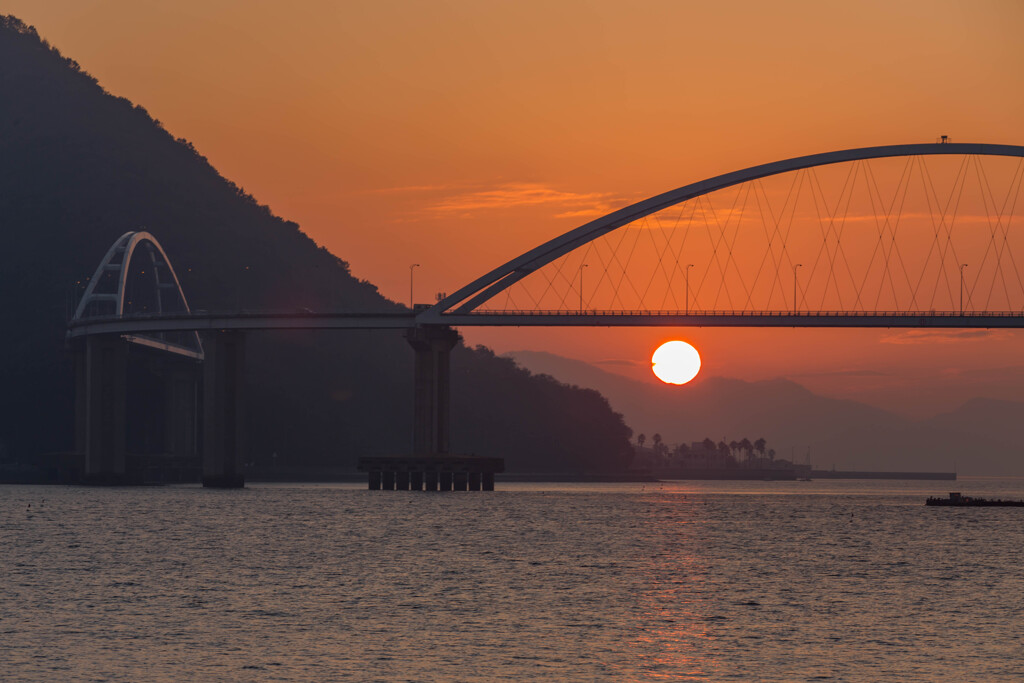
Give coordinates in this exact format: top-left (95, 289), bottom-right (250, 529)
top-left (464, 309), bottom-right (1024, 318)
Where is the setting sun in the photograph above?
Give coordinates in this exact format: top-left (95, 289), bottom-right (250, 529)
top-left (651, 340), bottom-right (701, 385)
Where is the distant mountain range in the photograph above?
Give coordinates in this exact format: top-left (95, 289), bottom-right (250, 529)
top-left (506, 350), bottom-right (1024, 475)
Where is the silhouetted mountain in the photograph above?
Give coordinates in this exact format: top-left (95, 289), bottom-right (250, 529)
top-left (506, 350), bottom-right (1024, 475)
top-left (0, 16), bottom-right (632, 473)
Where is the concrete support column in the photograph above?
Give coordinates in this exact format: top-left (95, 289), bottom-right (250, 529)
top-left (468, 471), bottom-right (481, 491)
top-left (382, 470), bottom-right (396, 490)
top-left (164, 361), bottom-right (200, 459)
top-left (482, 472), bottom-right (495, 491)
top-left (79, 335), bottom-right (129, 483)
top-left (424, 469), bottom-right (439, 491)
top-left (410, 470), bottom-right (424, 491)
top-left (439, 470), bottom-right (453, 491)
top-left (396, 470), bottom-right (410, 490)
top-left (453, 471), bottom-right (468, 491)
top-left (201, 331), bottom-right (245, 488)
top-left (368, 470), bottom-right (382, 490)
top-left (405, 325), bottom-right (459, 455)
top-left (73, 344), bottom-right (87, 480)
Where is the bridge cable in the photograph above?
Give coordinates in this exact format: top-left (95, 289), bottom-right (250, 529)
top-left (606, 216), bottom-right (647, 309)
top-left (909, 155), bottom-right (949, 311)
top-left (599, 222), bottom-right (641, 310)
top-left (973, 155), bottom-right (1006, 312)
top-left (663, 200), bottom-right (700, 311)
top-left (809, 163), bottom-right (859, 311)
top-left (640, 210), bottom-right (681, 310)
top-left (805, 161), bottom-right (867, 312)
top-left (920, 155), bottom-right (969, 311)
top-left (993, 158), bottom-right (1024, 309)
top-left (930, 155), bottom-right (971, 311)
top-left (752, 172), bottom-right (802, 310)
top-left (976, 157), bottom-right (1024, 310)
top-left (866, 156), bottom-right (915, 311)
top-left (651, 203), bottom-right (692, 310)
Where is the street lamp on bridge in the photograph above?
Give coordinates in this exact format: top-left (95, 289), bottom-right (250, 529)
top-left (685, 263), bottom-right (694, 315)
top-left (410, 263), bottom-right (420, 309)
top-left (960, 263), bottom-right (968, 315)
top-left (579, 263), bottom-right (589, 314)
top-left (793, 263), bottom-right (803, 314)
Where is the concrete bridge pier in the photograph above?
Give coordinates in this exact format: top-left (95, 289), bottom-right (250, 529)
top-left (75, 334), bottom-right (128, 484)
top-left (406, 325), bottom-right (460, 455)
top-left (201, 330), bottom-right (245, 488)
top-left (164, 362), bottom-right (200, 458)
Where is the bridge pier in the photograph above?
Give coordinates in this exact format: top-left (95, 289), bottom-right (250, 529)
top-left (406, 325), bottom-right (459, 455)
top-left (164, 362), bottom-right (200, 459)
top-left (201, 330), bottom-right (245, 488)
top-left (75, 334), bottom-right (129, 484)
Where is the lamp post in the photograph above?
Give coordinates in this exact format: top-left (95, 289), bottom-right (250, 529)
top-left (409, 263), bottom-right (420, 309)
top-left (579, 263), bottom-right (589, 314)
top-left (960, 263), bottom-right (968, 315)
top-left (685, 263), bottom-right (694, 315)
top-left (793, 263), bottom-right (803, 314)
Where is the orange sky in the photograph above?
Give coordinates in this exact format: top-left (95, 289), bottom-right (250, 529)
top-left (4, 0), bottom-right (1024, 416)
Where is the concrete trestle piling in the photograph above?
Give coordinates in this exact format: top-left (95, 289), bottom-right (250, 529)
top-left (78, 334), bottom-right (129, 483)
top-left (200, 330), bottom-right (245, 488)
top-left (358, 456), bottom-right (504, 492)
top-left (72, 330), bottom-right (244, 487)
top-left (405, 325), bottom-right (460, 456)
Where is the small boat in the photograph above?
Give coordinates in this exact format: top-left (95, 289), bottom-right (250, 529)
top-left (926, 492), bottom-right (1024, 507)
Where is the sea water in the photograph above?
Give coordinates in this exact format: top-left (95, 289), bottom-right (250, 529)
top-left (2, 479), bottom-right (1023, 681)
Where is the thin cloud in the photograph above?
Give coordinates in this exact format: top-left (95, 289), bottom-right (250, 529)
top-left (593, 358), bottom-right (646, 368)
top-left (427, 182), bottom-right (618, 216)
top-left (880, 329), bottom-right (1009, 344)
top-left (365, 183), bottom-right (463, 195)
top-left (555, 207), bottom-right (613, 219)
top-left (789, 368), bottom-right (889, 378)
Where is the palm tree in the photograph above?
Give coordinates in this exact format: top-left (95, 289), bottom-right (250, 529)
top-left (637, 433), bottom-right (646, 450)
top-left (652, 433), bottom-right (667, 461)
top-left (717, 440), bottom-right (731, 465)
top-left (754, 437), bottom-right (767, 461)
top-left (740, 438), bottom-right (753, 466)
top-left (672, 442), bottom-right (689, 467)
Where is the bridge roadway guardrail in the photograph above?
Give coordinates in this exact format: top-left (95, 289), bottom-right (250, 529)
top-left (67, 311), bottom-right (419, 336)
top-left (431, 309), bottom-right (1024, 327)
top-left (66, 308), bottom-right (1024, 335)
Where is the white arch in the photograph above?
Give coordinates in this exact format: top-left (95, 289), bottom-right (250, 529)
top-left (418, 142), bottom-right (1024, 321)
top-left (74, 231), bottom-right (203, 358)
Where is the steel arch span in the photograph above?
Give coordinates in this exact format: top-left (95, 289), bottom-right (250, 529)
top-left (73, 231), bottom-right (204, 358)
top-left (417, 142), bottom-right (1024, 327)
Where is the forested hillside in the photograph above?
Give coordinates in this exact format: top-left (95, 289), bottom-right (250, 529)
top-left (0, 16), bottom-right (632, 473)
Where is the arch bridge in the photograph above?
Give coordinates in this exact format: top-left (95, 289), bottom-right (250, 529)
top-left (421, 142), bottom-right (1024, 327)
top-left (67, 142), bottom-right (1024, 486)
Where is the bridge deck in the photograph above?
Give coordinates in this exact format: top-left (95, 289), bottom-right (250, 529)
top-left (67, 309), bottom-right (1024, 334)
top-left (429, 310), bottom-right (1024, 327)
